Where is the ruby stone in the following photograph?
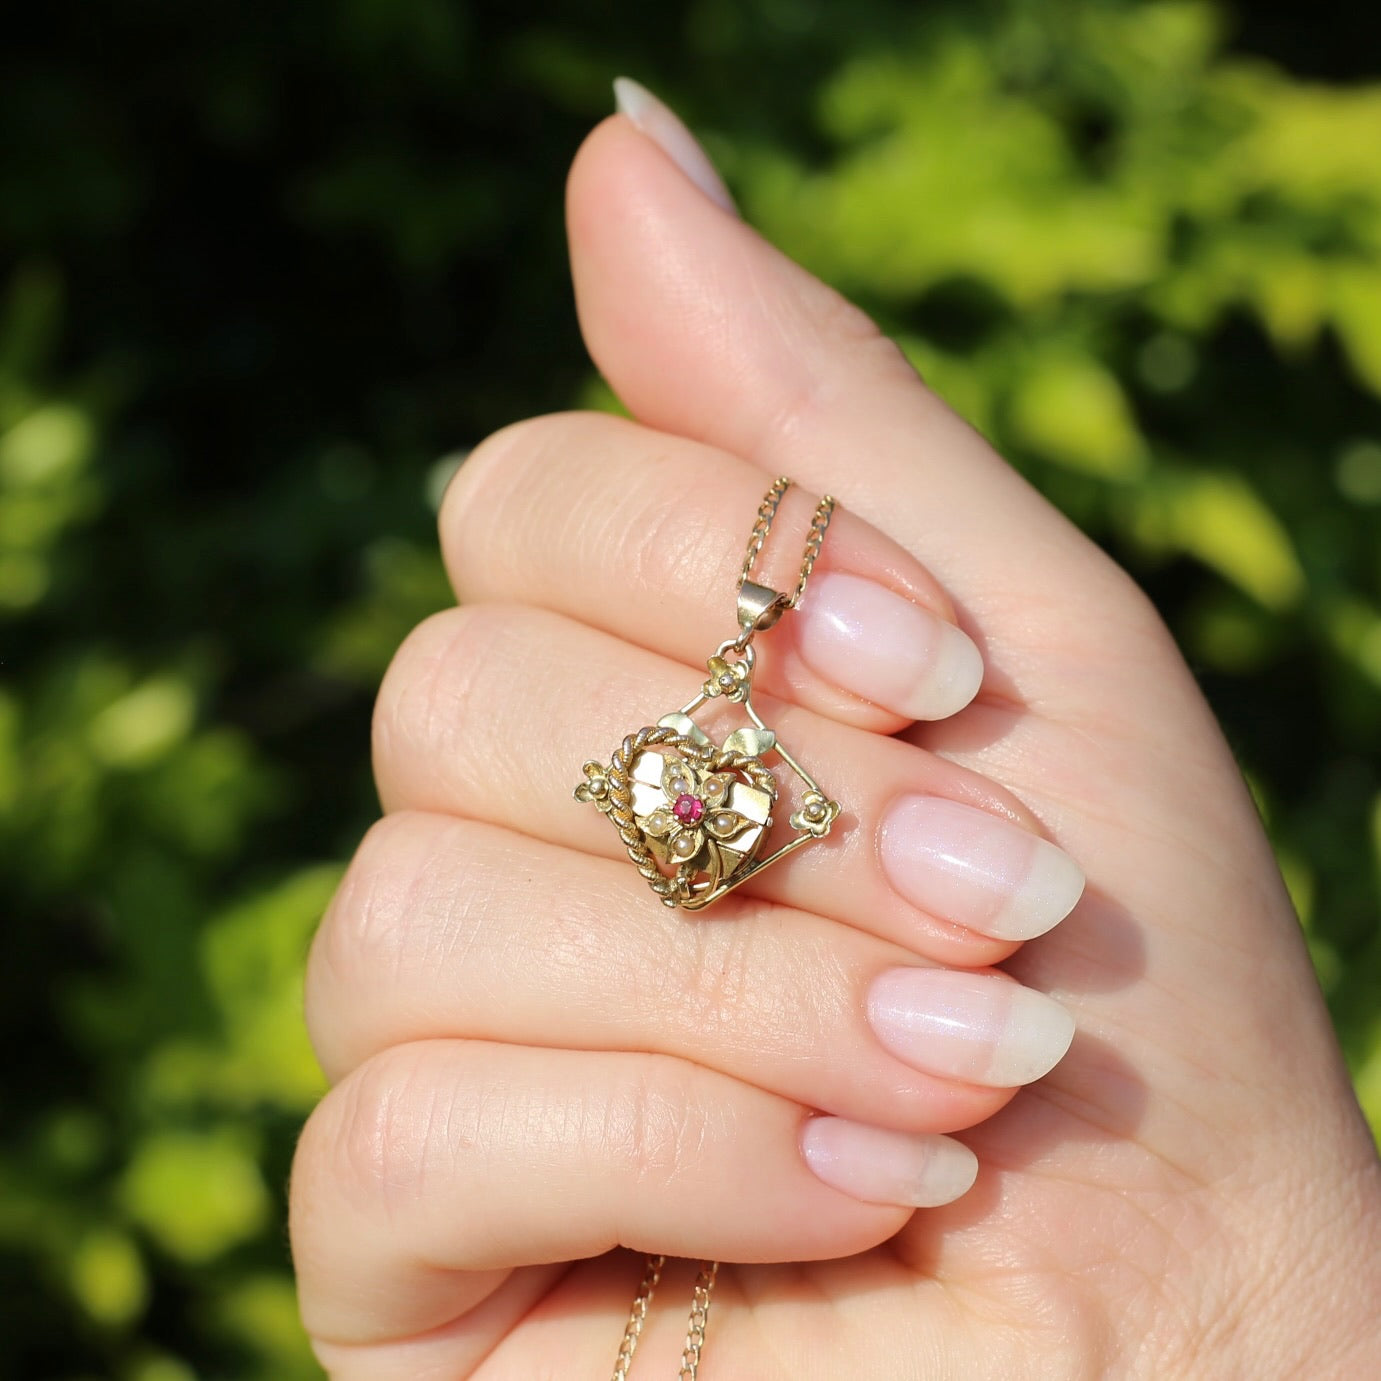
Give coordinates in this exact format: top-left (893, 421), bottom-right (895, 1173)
top-left (673, 793), bottom-right (704, 825)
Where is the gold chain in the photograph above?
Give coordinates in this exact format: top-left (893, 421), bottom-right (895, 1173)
top-left (676, 1260), bottom-right (719, 1377)
top-left (737, 476), bottom-right (837, 610)
top-left (610, 1256), bottom-right (719, 1381)
top-left (610, 478), bottom-right (832, 1379)
top-left (611, 1255), bottom-right (665, 1381)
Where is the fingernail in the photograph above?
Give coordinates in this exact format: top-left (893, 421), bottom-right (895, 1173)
top-left (880, 796), bottom-right (1085, 941)
top-left (800, 1117), bottom-right (978, 1208)
top-left (868, 969), bottom-right (1075, 1087)
top-left (796, 573), bottom-right (983, 721)
top-left (613, 77), bottom-right (738, 216)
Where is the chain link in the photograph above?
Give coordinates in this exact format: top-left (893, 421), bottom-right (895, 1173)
top-left (610, 1255), bottom-right (719, 1381)
top-left (611, 1254), bottom-right (665, 1381)
top-left (737, 476), bottom-right (837, 611)
top-left (677, 1261), bottom-right (719, 1379)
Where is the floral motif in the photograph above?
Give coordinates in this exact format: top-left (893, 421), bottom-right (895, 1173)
top-left (638, 754), bottom-right (760, 883)
top-left (574, 759), bottom-right (616, 814)
top-left (702, 654), bottom-right (749, 701)
top-left (790, 789), bottom-right (839, 838)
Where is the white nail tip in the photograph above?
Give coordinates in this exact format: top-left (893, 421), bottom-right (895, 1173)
top-left (910, 1136), bottom-right (980, 1207)
top-left (612, 77), bottom-right (737, 215)
top-left (919, 621), bottom-right (986, 720)
top-left (990, 986), bottom-right (1077, 1085)
top-left (879, 796), bottom-right (1086, 943)
top-left (867, 969), bottom-right (1077, 1088)
top-left (987, 838), bottom-right (1087, 941)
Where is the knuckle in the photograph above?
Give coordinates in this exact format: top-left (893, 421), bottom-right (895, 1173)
top-left (675, 923), bottom-right (756, 1042)
top-left (324, 1045), bottom-right (454, 1216)
top-left (439, 419), bottom-right (534, 573)
top-left (608, 1060), bottom-right (716, 1193)
top-left (671, 899), bottom-right (816, 1059)
top-left (803, 286), bottom-right (924, 396)
top-left (373, 607), bottom-right (463, 774)
top-left (814, 282), bottom-right (891, 352)
top-left (440, 412), bottom-right (587, 599)
top-left (289, 1105), bottom-right (334, 1265)
top-left (372, 603), bottom-right (527, 802)
top-left (306, 814), bottom-right (421, 1031)
top-left (761, 291), bottom-right (938, 444)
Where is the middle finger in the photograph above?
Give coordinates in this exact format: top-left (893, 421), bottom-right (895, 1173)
top-left (374, 602), bottom-right (1085, 967)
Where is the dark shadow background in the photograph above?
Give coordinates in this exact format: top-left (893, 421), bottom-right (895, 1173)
top-left (2, 2), bottom-right (1378, 1376)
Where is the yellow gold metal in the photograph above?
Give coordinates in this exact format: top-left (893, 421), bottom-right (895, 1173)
top-left (738, 476), bottom-right (836, 609)
top-left (678, 1260), bottom-right (719, 1379)
top-left (736, 579), bottom-right (790, 637)
top-left (611, 1254), bottom-right (663, 1381)
top-left (592, 479), bottom-right (837, 1377)
top-left (575, 477), bottom-right (841, 912)
top-left (610, 1256), bottom-right (719, 1381)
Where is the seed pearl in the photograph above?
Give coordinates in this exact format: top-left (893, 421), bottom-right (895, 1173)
top-left (672, 834), bottom-right (698, 859)
top-left (713, 813), bottom-right (734, 832)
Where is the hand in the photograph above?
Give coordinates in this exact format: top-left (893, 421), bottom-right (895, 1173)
top-left (290, 95), bottom-right (1381, 1379)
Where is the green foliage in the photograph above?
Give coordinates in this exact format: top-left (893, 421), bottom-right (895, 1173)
top-left (2, 1), bottom-right (1378, 1374)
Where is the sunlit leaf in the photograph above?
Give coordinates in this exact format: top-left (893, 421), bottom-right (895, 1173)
top-left (120, 1131), bottom-right (269, 1264)
top-left (1010, 354), bottom-right (1148, 479)
top-left (1132, 471), bottom-right (1306, 610)
top-left (68, 1228), bottom-right (148, 1327)
top-left (86, 677), bottom-right (196, 770)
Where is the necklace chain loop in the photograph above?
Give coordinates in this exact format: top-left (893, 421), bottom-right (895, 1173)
top-left (610, 1256), bottom-right (719, 1381)
top-left (610, 478), bottom-right (833, 1378)
top-left (737, 475), bottom-right (837, 619)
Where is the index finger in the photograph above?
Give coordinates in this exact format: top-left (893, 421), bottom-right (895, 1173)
top-left (442, 409), bottom-right (985, 734)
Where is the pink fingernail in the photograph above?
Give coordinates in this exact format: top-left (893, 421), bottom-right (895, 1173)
top-left (796, 573), bottom-right (983, 721)
top-left (880, 796), bottom-right (1085, 941)
top-left (868, 968), bottom-right (1075, 1087)
top-left (800, 1117), bottom-right (978, 1207)
top-left (613, 77), bottom-right (737, 216)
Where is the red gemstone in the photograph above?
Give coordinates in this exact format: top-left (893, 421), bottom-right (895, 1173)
top-left (673, 793), bottom-right (704, 825)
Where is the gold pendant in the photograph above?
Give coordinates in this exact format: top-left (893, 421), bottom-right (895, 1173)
top-left (575, 642), bottom-right (840, 909)
top-left (575, 479), bottom-right (841, 910)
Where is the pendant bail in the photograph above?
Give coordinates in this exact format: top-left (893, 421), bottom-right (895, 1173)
top-left (737, 580), bottom-right (790, 642)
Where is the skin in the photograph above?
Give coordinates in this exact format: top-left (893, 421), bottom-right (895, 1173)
top-left (289, 117), bottom-right (1381, 1379)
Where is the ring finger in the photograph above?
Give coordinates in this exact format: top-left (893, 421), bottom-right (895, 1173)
top-left (308, 812), bottom-right (1080, 1135)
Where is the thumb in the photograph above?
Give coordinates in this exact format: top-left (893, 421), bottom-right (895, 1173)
top-left (566, 79), bottom-right (1100, 630)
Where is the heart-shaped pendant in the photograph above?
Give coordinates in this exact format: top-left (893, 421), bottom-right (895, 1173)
top-left (574, 642), bottom-right (840, 909)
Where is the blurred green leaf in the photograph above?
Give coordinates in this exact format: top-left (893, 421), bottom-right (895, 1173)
top-left (1129, 470), bottom-right (1306, 610)
top-left (87, 677), bottom-right (196, 770)
top-left (1010, 352), bottom-right (1149, 479)
top-left (69, 1227), bottom-right (148, 1327)
top-left (120, 1130), bottom-right (269, 1265)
